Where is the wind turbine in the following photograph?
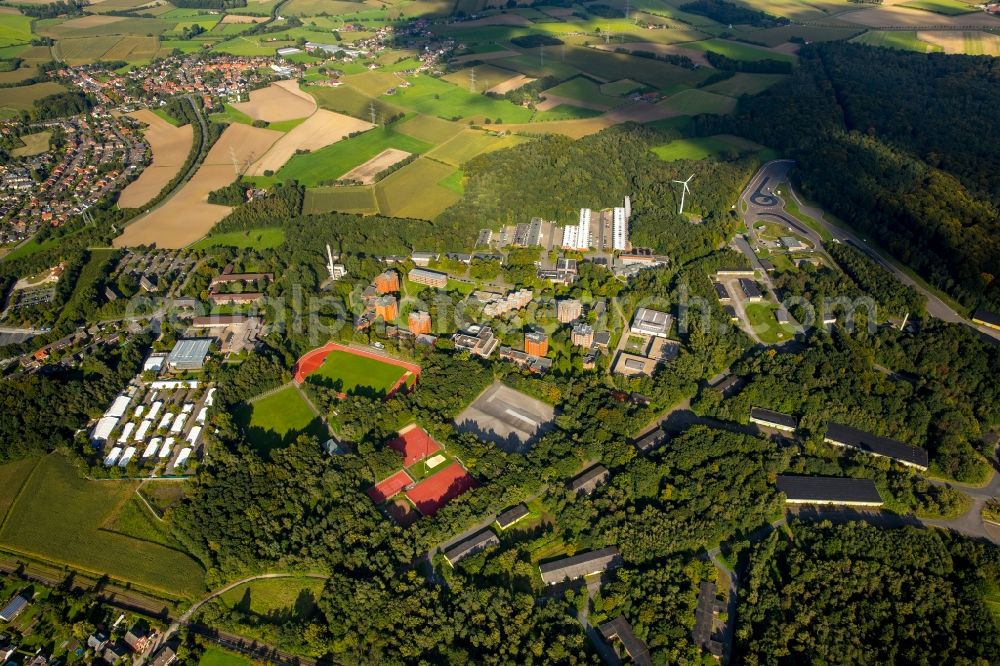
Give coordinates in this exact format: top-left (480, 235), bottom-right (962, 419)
top-left (673, 174), bottom-right (693, 215)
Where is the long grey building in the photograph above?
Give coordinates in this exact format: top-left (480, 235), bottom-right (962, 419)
top-left (443, 528), bottom-right (499, 566)
top-left (600, 616), bottom-right (652, 666)
top-left (824, 422), bottom-right (929, 470)
top-left (539, 546), bottom-right (621, 585)
top-left (750, 407), bottom-right (798, 432)
top-left (568, 464), bottom-right (609, 495)
top-left (776, 475), bottom-right (883, 506)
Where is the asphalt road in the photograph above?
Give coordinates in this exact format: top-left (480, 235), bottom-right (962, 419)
top-left (743, 160), bottom-right (1000, 343)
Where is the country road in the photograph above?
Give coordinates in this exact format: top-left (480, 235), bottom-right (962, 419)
top-left (741, 160), bottom-right (1000, 344)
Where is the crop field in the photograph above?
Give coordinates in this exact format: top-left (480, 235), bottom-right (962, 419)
top-left (560, 45), bottom-right (713, 90)
top-left (191, 227), bottom-right (286, 250)
top-left (233, 80), bottom-right (316, 122)
top-left (118, 109), bottom-right (194, 208)
top-left (0, 81), bottom-right (66, 114)
top-left (247, 109), bottom-right (373, 176)
top-left (341, 148), bottom-right (412, 184)
top-left (702, 72), bottom-right (788, 97)
top-left (11, 130), bottom-right (50, 157)
top-left (917, 30), bottom-right (1000, 55)
top-left (306, 83), bottom-right (405, 121)
top-left (683, 38), bottom-right (798, 63)
top-left (213, 35), bottom-right (295, 56)
top-left (271, 122), bottom-right (432, 186)
top-left (851, 30), bottom-right (940, 53)
top-left (0, 13), bottom-right (33, 47)
top-left (749, 24), bottom-right (864, 47)
top-left (116, 123), bottom-right (282, 248)
top-left (394, 114), bottom-right (463, 144)
top-left (236, 385), bottom-right (327, 454)
top-left (662, 89), bottom-right (736, 115)
top-left (427, 130), bottom-right (529, 166)
top-left (441, 63), bottom-right (521, 91)
top-left (600, 78), bottom-right (644, 96)
top-left (541, 76), bottom-right (626, 110)
top-left (838, 4), bottom-right (999, 28)
top-left (374, 158), bottom-right (461, 220)
top-left (652, 134), bottom-right (766, 161)
top-left (303, 186), bottom-right (378, 214)
top-left (0, 455), bottom-right (205, 599)
top-left (384, 75), bottom-right (534, 123)
top-left (899, 0), bottom-right (977, 15)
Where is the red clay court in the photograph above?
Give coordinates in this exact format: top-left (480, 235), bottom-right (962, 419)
top-left (292, 342), bottom-right (421, 391)
top-left (405, 462), bottom-right (477, 516)
top-left (367, 469), bottom-right (414, 504)
top-left (389, 424), bottom-right (441, 467)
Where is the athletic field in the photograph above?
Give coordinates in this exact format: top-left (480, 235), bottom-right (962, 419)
top-left (294, 342), bottom-right (419, 398)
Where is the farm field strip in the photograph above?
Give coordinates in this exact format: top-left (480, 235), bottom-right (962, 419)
top-left (247, 109), bottom-right (374, 176)
top-left (118, 109), bottom-right (194, 208)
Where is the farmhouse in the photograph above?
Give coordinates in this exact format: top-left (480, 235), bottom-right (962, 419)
top-left (495, 504), bottom-right (529, 530)
top-left (749, 407), bottom-right (798, 432)
top-left (824, 422), bottom-right (929, 470)
top-left (776, 475), bottom-right (884, 506)
top-left (539, 547), bottom-right (622, 585)
top-left (569, 464), bottom-right (609, 495)
top-left (0, 594), bottom-right (29, 622)
top-left (408, 267), bottom-right (448, 289)
top-left (630, 307), bottom-right (672, 338)
top-left (166, 338), bottom-right (212, 371)
top-left (600, 616), bottom-right (652, 666)
top-left (972, 309), bottom-right (1000, 332)
top-left (443, 528), bottom-right (499, 566)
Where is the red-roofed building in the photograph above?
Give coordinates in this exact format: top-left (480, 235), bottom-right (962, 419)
top-left (388, 424), bottom-right (441, 467)
top-left (367, 469), bottom-right (414, 504)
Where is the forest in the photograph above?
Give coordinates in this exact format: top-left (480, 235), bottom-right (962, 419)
top-left (738, 521), bottom-right (1000, 664)
top-left (708, 42), bottom-right (1000, 310)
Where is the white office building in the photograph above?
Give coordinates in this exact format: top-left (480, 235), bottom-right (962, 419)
top-left (612, 206), bottom-right (628, 251)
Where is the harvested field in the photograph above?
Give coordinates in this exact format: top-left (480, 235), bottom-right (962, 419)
top-left (595, 41), bottom-right (712, 67)
top-left (59, 14), bottom-right (125, 28)
top-left (839, 5), bottom-right (1000, 27)
top-left (0, 81), bottom-right (66, 113)
top-left (451, 49), bottom-right (519, 64)
top-left (340, 148), bottom-right (412, 184)
top-left (11, 130), bottom-right (50, 157)
top-left (454, 13), bottom-right (531, 26)
top-left (115, 123), bottom-right (281, 248)
top-left (233, 80), bottom-right (316, 122)
top-left (247, 109), bottom-right (374, 176)
top-left (220, 13), bottom-right (267, 23)
top-left (917, 29), bottom-right (1000, 54)
top-left (485, 73), bottom-right (535, 95)
top-left (118, 109), bottom-right (194, 208)
top-left (302, 186), bottom-right (377, 215)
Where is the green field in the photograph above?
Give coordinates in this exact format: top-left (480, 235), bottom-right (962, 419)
top-left (0, 81), bottom-right (67, 114)
top-left (273, 123), bottom-right (433, 186)
top-left (11, 131), bottom-right (51, 157)
top-left (899, 0), bottom-right (976, 14)
top-left (0, 14), bottom-right (33, 48)
top-left (191, 228), bottom-right (286, 250)
top-left (652, 134), bottom-right (765, 161)
top-left (306, 349), bottom-right (408, 397)
top-left (532, 104), bottom-right (603, 122)
top-left (209, 103), bottom-right (254, 126)
top-left (744, 302), bottom-right (796, 344)
top-left (104, 496), bottom-right (182, 550)
top-left (425, 130), bottom-right (528, 167)
top-left (0, 455), bottom-right (205, 599)
top-left (373, 157), bottom-right (460, 220)
top-left (560, 45), bottom-right (713, 90)
top-left (661, 89), bottom-right (736, 115)
top-left (600, 78), bottom-right (644, 96)
top-left (383, 75), bottom-right (534, 123)
top-left (302, 186), bottom-right (378, 215)
top-left (217, 576), bottom-right (325, 618)
top-left (394, 114), bottom-right (464, 144)
top-left (703, 73), bottom-right (787, 98)
top-left (541, 76), bottom-right (625, 110)
top-left (684, 38), bottom-right (798, 63)
top-left (235, 385), bottom-right (328, 454)
top-left (199, 648), bottom-right (253, 666)
top-left (305, 83), bottom-right (405, 122)
top-left (851, 31), bottom-right (941, 53)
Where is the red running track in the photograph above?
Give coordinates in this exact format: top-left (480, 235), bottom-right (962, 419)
top-left (292, 342), bottom-right (422, 393)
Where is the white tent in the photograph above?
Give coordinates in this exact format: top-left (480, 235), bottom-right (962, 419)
top-left (91, 416), bottom-right (119, 442)
top-left (134, 419), bottom-right (152, 442)
top-left (118, 446), bottom-right (136, 467)
top-left (105, 395), bottom-right (132, 419)
top-left (174, 448), bottom-right (192, 468)
top-left (170, 414), bottom-right (187, 434)
top-left (196, 407), bottom-right (208, 425)
top-left (158, 438), bottom-right (173, 458)
top-left (186, 425), bottom-right (202, 445)
top-left (143, 439), bottom-right (160, 458)
top-left (158, 412), bottom-right (174, 430)
top-left (147, 401), bottom-right (163, 422)
top-left (103, 447), bottom-right (122, 466)
top-left (117, 422), bottom-right (135, 444)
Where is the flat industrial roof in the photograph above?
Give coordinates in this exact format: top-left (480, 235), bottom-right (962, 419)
top-left (167, 338), bottom-right (212, 367)
top-left (777, 475), bottom-right (883, 504)
top-left (825, 422), bottom-right (929, 469)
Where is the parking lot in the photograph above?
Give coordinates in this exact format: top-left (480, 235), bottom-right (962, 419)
top-left (455, 381), bottom-right (556, 453)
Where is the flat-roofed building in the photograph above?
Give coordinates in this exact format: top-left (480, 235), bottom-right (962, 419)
top-left (739, 278), bottom-right (763, 301)
top-left (972, 309), bottom-right (1000, 332)
top-left (495, 504), bottom-right (529, 530)
top-left (613, 352), bottom-right (657, 377)
top-left (0, 594), bottom-right (29, 622)
top-left (569, 464), bottom-right (609, 495)
top-left (374, 270), bottom-right (400, 294)
top-left (408, 268), bottom-right (448, 289)
top-left (562, 208), bottom-right (592, 250)
top-left (824, 422), bottom-right (929, 470)
top-left (539, 546), bottom-right (621, 585)
top-left (453, 325), bottom-right (499, 358)
top-left (443, 528), bottom-right (499, 566)
top-left (630, 307), bottom-right (671, 338)
top-left (612, 206), bottom-right (629, 251)
top-left (571, 322), bottom-right (594, 347)
top-left (499, 347), bottom-right (552, 374)
top-left (713, 281), bottom-right (730, 302)
top-left (524, 331), bottom-right (548, 356)
top-left (411, 251), bottom-right (438, 266)
top-left (408, 310), bottom-right (432, 335)
top-left (777, 475), bottom-right (884, 506)
top-left (693, 581), bottom-right (723, 659)
top-left (600, 616), bottom-right (652, 666)
top-left (557, 298), bottom-right (583, 323)
top-left (750, 407), bottom-right (798, 432)
top-left (633, 428), bottom-right (667, 454)
top-left (166, 338), bottom-right (212, 371)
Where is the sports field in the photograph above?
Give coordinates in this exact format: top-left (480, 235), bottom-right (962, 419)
top-left (405, 462), bottom-right (477, 516)
top-left (0, 455), bottom-right (205, 599)
top-left (235, 385), bottom-right (327, 454)
top-left (301, 348), bottom-right (412, 398)
top-left (388, 424), bottom-right (441, 467)
top-left (368, 469), bottom-right (414, 504)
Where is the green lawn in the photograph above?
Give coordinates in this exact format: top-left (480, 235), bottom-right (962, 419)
top-left (191, 228), bottom-right (286, 250)
top-left (652, 134), bottom-right (765, 161)
top-left (152, 107), bottom-right (182, 126)
top-left (744, 302), bottom-right (795, 344)
top-left (209, 103), bottom-right (254, 126)
top-left (851, 31), bottom-right (941, 53)
top-left (104, 496), bottom-right (182, 550)
top-left (273, 123), bottom-right (432, 186)
top-left (0, 14), bottom-right (34, 48)
top-left (385, 75), bottom-right (534, 123)
top-left (899, 0), bottom-right (977, 14)
top-left (235, 385), bottom-right (327, 454)
top-left (199, 648), bottom-right (253, 666)
top-left (217, 576), bottom-right (325, 618)
top-left (306, 349), bottom-right (408, 398)
top-left (0, 455), bottom-right (205, 599)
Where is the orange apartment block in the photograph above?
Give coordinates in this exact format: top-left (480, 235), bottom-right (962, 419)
top-left (375, 295), bottom-right (398, 321)
top-left (374, 270), bottom-right (400, 294)
top-left (408, 310), bottom-right (432, 335)
top-left (524, 331), bottom-right (549, 357)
